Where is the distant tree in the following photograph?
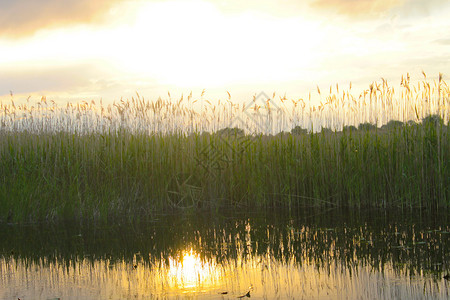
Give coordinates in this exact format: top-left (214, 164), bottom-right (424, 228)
top-left (217, 127), bottom-right (245, 137)
top-left (291, 125), bottom-right (308, 135)
top-left (343, 125), bottom-right (357, 133)
top-left (320, 127), bottom-right (333, 134)
top-left (381, 120), bottom-right (404, 130)
top-left (275, 131), bottom-right (290, 139)
top-left (407, 120), bottom-right (418, 127)
top-left (358, 122), bottom-right (376, 131)
top-left (422, 114), bottom-right (443, 127)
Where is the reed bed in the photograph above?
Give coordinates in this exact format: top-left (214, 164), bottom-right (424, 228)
top-left (0, 73), bottom-right (449, 222)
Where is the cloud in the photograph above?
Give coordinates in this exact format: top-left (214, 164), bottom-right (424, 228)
top-left (394, 0), bottom-right (449, 18)
top-left (310, 0), bottom-right (450, 19)
top-left (210, 0), bottom-right (310, 17)
top-left (0, 62), bottom-right (165, 102)
top-left (310, 0), bottom-right (404, 18)
top-left (434, 38), bottom-right (450, 45)
top-left (0, 0), bottom-right (125, 38)
top-left (0, 0), bottom-right (311, 38)
top-left (0, 63), bottom-right (107, 95)
top-left (0, 61), bottom-right (125, 95)
top-left (2, 0), bottom-right (448, 39)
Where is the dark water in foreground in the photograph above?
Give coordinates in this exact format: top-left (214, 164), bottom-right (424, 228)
top-left (1, 208), bottom-right (450, 299)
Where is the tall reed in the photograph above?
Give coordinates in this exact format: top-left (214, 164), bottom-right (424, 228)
top-left (0, 73), bottom-right (449, 222)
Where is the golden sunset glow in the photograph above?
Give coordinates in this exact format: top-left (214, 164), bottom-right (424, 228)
top-left (167, 249), bottom-right (217, 289)
top-left (105, 0), bottom-right (324, 88)
top-left (1, 2), bottom-right (449, 300)
top-left (1, 0), bottom-right (450, 102)
top-left (6, 247), bottom-right (445, 299)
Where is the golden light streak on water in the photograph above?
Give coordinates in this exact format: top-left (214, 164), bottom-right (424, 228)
top-left (165, 249), bottom-right (220, 293)
top-left (1, 252), bottom-right (449, 299)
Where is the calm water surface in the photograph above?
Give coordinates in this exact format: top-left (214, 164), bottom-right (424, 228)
top-left (1, 208), bottom-right (450, 299)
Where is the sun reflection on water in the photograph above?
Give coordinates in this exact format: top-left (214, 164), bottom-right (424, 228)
top-left (4, 252), bottom-right (448, 299)
top-left (2, 214), bottom-right (450, 299)
top-left (166, 249), bottom-right (217, 291)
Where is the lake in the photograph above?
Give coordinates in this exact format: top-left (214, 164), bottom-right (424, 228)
top-left (1, 208), bottom-right (449, 299)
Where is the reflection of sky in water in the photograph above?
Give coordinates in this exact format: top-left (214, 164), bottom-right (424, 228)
top-left (1, 210), bottom-right (450, 299)
top-left (2, 249), bottom-right (449, 299)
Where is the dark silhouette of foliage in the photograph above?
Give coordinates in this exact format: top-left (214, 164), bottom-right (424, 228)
top-left (381, 120), bottom-right (404, 130)
top-left (422, 114), bottom-right (443, 127)
top-left (216, 127), bottom-right (245, 137)
top-left (320, 127), bottom-right (333, 134)
top-left (343, 125), bottom-right (357, 133)
top-left (358, 122), bottom-right (377, 131)
top-left (291, 125), bottom-right (308, 135)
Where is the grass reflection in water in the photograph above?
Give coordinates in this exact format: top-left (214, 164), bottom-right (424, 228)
top-left (1, 209), bottom-right (450, 299)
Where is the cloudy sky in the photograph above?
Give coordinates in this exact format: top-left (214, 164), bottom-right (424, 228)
top-left (0, 0), bottom-right (449, 103)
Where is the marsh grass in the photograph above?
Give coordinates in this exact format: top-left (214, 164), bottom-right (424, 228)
top-left (0, 73), bottom-right (449, 222)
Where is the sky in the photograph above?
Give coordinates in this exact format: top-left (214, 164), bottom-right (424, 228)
top-left (0, 0), bottom-right (449, 104)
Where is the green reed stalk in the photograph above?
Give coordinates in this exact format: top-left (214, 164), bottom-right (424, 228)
top-left (1, 74), bottom-right (449, 222)
top-left (0, 118), bottom-right (448, 222)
